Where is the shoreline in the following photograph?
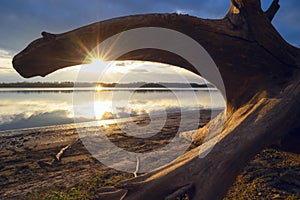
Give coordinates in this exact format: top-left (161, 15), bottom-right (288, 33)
top-left (0, 109), bottom-right (224, 134)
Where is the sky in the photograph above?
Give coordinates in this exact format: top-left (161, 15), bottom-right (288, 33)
top-left (0, 0), bottom-right (299, 83)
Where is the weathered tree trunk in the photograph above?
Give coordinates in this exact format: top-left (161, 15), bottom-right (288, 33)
top-left (12, 0), bottom-right (300, 199)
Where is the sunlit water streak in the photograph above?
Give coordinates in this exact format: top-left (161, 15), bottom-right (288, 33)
top-left (0, 87), bottom-right (225, 131)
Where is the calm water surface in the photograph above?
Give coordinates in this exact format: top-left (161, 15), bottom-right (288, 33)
top-left (0, 87), bottom-right (225, 131)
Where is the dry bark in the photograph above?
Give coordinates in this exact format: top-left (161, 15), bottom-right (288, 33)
top-left (12, 0), bottom-right (300, 199)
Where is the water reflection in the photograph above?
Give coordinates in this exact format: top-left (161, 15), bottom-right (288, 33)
top-left (0, 87), bottom-right (218, 93)
top-left (0, 88), bottom-right (225, 131)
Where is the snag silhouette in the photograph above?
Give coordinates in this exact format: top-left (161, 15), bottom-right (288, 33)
top-left (12, 0), bottom-right (300, 199)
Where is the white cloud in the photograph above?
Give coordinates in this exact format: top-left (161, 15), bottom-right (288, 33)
top-left (73, 60), bottom-right (205, 83)
top-left (175, 9), bottom-right (193, 15)
top-left (0, 48), bottom-right (14, 74)
top-left (0, 49), bottom-right (11, 57)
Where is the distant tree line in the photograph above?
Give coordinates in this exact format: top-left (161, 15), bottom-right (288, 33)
top-left (0, 82), bottom-right (214, 88)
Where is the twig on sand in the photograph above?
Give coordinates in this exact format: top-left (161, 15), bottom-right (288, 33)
top-left (38, 138), bottom-right (80, 168)
top-left (55, 138), bottom-right (80, 161)
top-left (133, 156), bottom-right (140, 177)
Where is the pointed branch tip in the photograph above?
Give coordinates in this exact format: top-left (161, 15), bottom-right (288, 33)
top-left (265, 0), bottom-right (280, 21)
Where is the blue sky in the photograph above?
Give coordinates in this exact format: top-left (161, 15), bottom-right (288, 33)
top-left (0, 0), bottom-right (299, 83)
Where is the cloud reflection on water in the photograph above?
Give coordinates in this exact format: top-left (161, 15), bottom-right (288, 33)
top-left (0, 89), bottom-right (225, 131)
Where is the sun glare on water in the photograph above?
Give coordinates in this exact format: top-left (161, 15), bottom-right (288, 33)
top-left (95, 85), bottom-right (104, 91)
top-left (94, 101), bottom-right (112, 120)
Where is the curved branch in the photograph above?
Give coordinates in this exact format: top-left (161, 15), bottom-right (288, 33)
top-left (12, 11), bottom-right (297, 110)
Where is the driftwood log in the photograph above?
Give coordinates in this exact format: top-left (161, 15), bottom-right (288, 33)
top-left (12, 0), bottom-right (300, 199)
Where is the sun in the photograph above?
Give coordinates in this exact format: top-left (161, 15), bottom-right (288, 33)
top-left (89, 57), bottom-right (107, 68)
top-left (91, 57), bottom-right (105, 64)
top-left (80, 56), bottom-right (111, 74)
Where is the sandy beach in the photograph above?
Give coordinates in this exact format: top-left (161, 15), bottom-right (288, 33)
top-left (0, 110), bottom-right (299, 199)
top-left (0, 110), bottom-right (212, 198)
